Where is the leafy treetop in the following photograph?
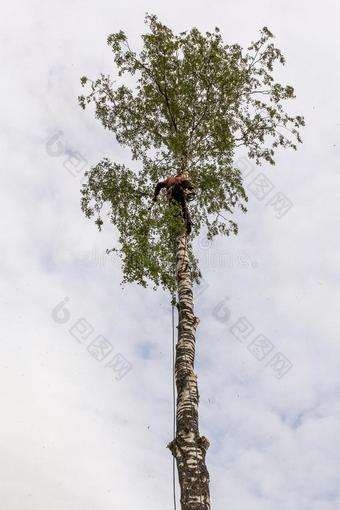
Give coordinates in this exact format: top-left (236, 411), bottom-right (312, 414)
top-left (79, 13), bottom-right (304, 293)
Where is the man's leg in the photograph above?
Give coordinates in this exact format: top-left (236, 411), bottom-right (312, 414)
top-left (176, 187), bottom-right (192, 234)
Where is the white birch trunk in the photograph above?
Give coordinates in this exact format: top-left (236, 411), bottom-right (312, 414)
top-left (167, 234), bottom-right (211, 509)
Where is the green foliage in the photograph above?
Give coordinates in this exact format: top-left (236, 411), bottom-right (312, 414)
top-left (79, 13), bottom-right (304, 293)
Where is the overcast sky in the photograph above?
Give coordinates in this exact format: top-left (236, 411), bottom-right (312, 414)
top-left (1, 1), bottom-right (340, 509)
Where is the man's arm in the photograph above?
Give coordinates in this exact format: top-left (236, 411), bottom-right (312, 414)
top-left (153, 179), bottom-right (168, 201)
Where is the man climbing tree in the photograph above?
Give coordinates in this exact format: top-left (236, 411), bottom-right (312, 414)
top-left (79, 14), bottom-right (304, 510)
top-left (152, 174), bottom-right (195, 233)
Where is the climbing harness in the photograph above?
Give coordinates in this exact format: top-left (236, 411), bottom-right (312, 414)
top-left (184, 188), bottom-right (196, 202)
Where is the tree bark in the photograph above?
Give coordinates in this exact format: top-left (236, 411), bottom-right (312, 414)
top-left (167, 234), bottom-right (211, 509)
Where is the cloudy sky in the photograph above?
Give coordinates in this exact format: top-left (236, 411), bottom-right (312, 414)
top-left (1, 0), bottom-right (340, 508)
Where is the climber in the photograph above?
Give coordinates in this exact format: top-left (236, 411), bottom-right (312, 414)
top-left (152, 174), bottom-right (195, 234)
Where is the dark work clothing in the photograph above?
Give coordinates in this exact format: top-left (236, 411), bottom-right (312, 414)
top-left (153, 175), bottom-right (193, 234)
top-left (168, 183), bottom-right (192, 235)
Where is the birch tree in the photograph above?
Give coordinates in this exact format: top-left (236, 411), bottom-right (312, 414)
top-left (79, 13), bottom-right (304, 509)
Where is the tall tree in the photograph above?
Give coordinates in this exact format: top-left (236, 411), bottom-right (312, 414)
top-left (79, 14), bottom-right (304, 509)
